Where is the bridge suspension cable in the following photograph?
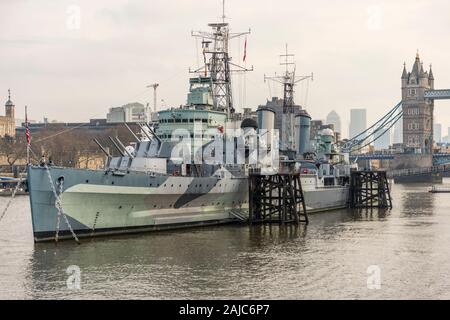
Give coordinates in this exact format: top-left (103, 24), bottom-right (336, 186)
top-left (343, 101), bottom-right (403, 153)
top-left (348, 111), bottom-right (403, 153)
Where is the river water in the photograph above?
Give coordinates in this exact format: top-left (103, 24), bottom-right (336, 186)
top-left (1, 180), bottom-right (450, 299)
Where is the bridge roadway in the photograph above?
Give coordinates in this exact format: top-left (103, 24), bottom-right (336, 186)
top-left (386, 164), bottom-right (450, 179)
top-left (349, 153), bottom-right (450, 165)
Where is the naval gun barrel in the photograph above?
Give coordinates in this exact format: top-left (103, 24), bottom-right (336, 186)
top-left (123, 123), bottom-right (140, 142)
top-left (115, 136), bottom-right (134, 158)
top-left (93, 138), bottom-right (112, 158)
top-left (108, 136), bottom-right (125, 157)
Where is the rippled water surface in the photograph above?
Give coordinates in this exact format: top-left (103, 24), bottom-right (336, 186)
top-left (1, 180), bottom-right (450, 299)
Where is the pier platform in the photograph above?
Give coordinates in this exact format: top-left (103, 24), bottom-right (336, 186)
top-left (248, 170), bottom-right (308, 224)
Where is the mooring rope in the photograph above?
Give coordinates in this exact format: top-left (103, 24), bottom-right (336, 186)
top-left (44, 165), bottom-right (80, 244)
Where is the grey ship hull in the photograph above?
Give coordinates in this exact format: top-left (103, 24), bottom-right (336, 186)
top-left (28, 166), bottom-right (349, 242)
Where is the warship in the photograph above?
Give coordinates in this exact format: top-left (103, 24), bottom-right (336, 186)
top-left (27, 17), bottom-right (355, 242)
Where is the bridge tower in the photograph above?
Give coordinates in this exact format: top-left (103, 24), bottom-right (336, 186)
top-left (401, 52), bottom-right (434, 154)
top-left (394, 52), bottom-right (439, 182)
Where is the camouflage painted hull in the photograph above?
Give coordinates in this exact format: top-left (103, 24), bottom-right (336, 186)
top-left (27, 166), bottom-right (349, 242)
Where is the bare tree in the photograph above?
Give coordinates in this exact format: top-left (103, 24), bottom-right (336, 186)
top-left (0, 136), bottom-right (27, 172)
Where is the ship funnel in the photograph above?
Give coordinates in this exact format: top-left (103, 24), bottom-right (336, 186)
top-left (296, 110), bottom-right (311, 156)
top-left (257, 108), bottom-right (275, 150)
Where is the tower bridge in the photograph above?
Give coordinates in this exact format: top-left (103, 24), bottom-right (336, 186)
top-left (346, 53), bottom-right (450, 182)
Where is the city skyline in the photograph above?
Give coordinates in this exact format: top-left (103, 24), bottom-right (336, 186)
top-left (434, 123), bottom-right (442, 143)
top-left (326, 110), bottom-right (341, 134)
top-left (349, 108), bottom-right (367, 141)
top-left (2, 1), bottom-right (450, 136)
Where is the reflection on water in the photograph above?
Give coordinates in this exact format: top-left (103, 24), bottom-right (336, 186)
top-left (401, 186), bottom-right (435, 216)
top-left (1, 180), bottom-right (450, 299)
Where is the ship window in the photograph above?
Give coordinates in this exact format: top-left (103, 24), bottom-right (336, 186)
top-left (202, 119), bottom-right (207, 123)
top-left (182, 119), bottom-right (188, 123)
top-left (175, 119), bottom-right (181, 123)
top-left (111, 181), bottom-right (114, 185)
top-left (189, 119), bottom-right (193, 123)
top-left (168, 119), bottom-right (174, 123)
top-left (195, 118), bottom-right (201, 122)
top-left (86, 180), bottom-right (89, 183)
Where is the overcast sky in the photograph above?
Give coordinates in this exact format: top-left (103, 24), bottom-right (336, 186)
top-left (1, 0), bottom-right (450, 138)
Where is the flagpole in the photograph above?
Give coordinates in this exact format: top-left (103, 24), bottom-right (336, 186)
top-left (25, 105), bottom-right (30, 165)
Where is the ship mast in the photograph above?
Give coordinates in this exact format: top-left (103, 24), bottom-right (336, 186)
top-left (190, 1), bottom-right (252, 118)
top-left (264, 44), bottom-right (313, 152)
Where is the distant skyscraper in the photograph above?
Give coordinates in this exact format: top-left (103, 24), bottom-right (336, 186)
top-left (434, 123), bottom-right (442, 143)
top-left (393, 119), bottom-right (403, 144)
top-left (374, 129), bottom-right (391, 150)
top-left (349, 109), bottom-right (367, 139)
top-left (326, 110), bottom-right (341, 134)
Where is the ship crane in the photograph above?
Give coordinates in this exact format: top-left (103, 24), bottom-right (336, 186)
top-left (146, 83), bottom-right (159, 124)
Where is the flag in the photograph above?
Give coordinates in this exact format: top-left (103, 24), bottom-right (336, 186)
top-left (25, 106), bottom-right (30, 145)
top-left (243, 37), bottom-right (247, 62)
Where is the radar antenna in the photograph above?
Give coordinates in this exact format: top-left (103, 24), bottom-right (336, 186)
top-left (190, 1), bottom-right (253, 118)
top-left (264, 44), bottom-right (313, 152)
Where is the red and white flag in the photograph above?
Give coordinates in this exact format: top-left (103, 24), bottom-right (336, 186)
top-left (25, 106), bottom-right (30, 145)
top-left (243, 37), bottom-right (247, 62)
